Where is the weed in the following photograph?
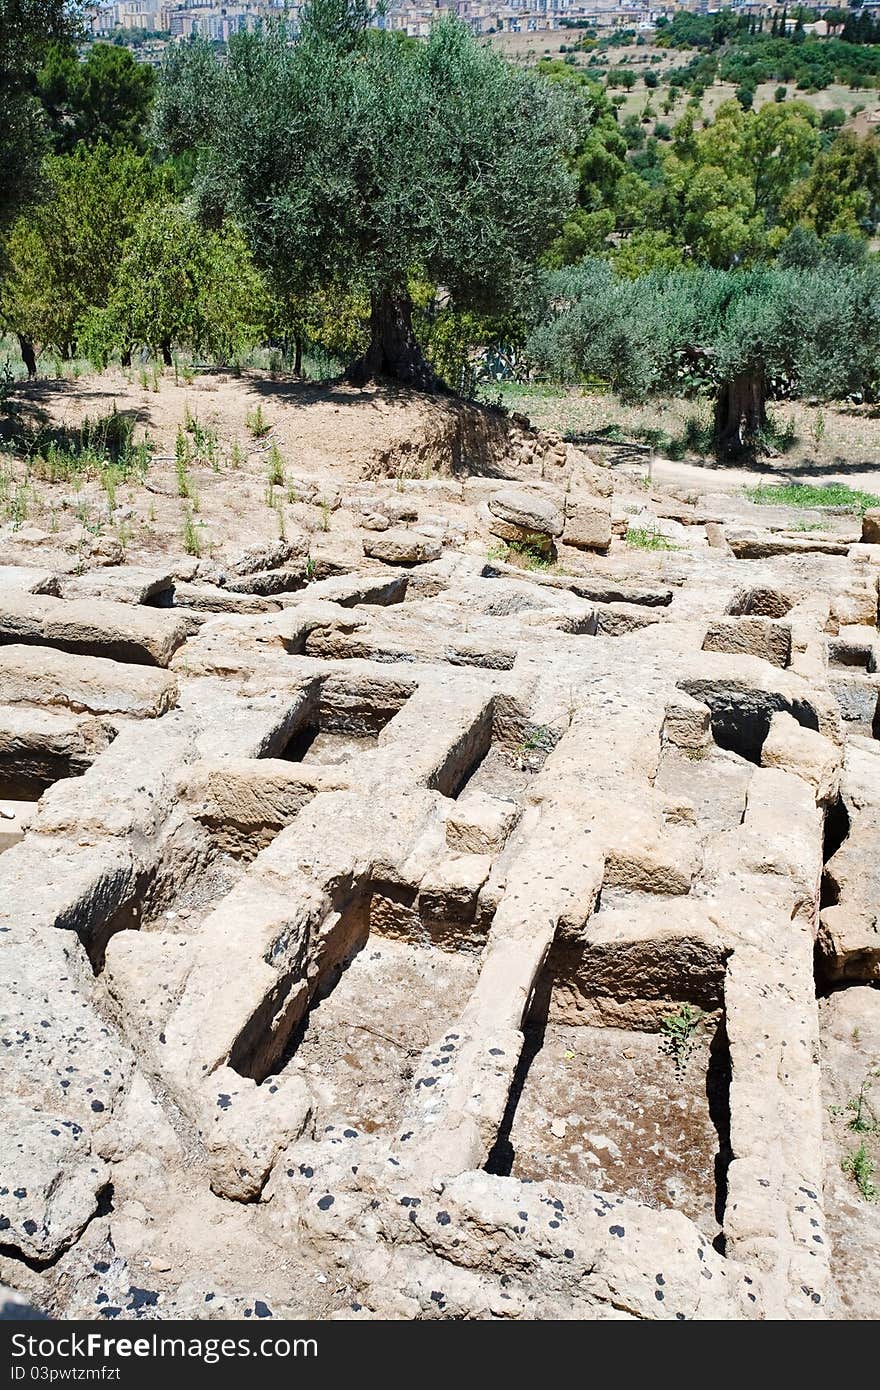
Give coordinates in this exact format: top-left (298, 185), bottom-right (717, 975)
top-left (513, 724), bottom-right (557, 768)
top-left (744, 482), bottom-right (880, 515)
top-left (305, 555), bottom-right (317, 581)
top-left (175, 428), bottom-right (193, 499)
top-left (100, 465), bottom-right (118, 514)
top-left (508, 537), bottom-right (553, 569)
top-left (182, 509), bottom-right (202, 557)
top-left (626, 526), bottom-right (680, 551)
top-left (811, 407), bottom-right (827, 448)
top-left (229, 439), bottom-right (244, 470)
top-left (319, 499), bottom-right (331, 532)
top-left (842, 1142), bottom-right (877, 1201)
top-left (660, 1003), bottom-right (704, 1071)
top-left (29, 411), bottom-right (151, 487)
top-left (7, 481), bottom-right (29, 529)
top-left (266, 443), bottom-right (285, 487)
top-left (847, 1069), bottom-right (879, 1135)
top-left (246, 403), bottom-right (271, 438)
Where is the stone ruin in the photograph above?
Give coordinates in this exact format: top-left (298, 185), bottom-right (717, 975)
top-left (0, 422), bottom-right (878, 1321)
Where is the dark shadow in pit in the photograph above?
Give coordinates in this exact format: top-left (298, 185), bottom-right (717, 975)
top-left (679, 681), bottom-right (820, 765)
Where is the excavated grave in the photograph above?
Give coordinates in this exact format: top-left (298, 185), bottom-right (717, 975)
top-left (0, 396), bottom-right (878, 1321)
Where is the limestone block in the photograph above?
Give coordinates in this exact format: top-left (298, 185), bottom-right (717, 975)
top-left (362, 530), bottom-right (441, 566)
top-left (0, 645), bottom-right (178, 718)
top-left (199, 1069), bottom-right (312, 1201)
top-left (831, 585), bottom-right (878, 629)
top-left (761, 712), bottom-right (842, 805)
top-left (445, 792), bottom-right (520, 855)
top-left (562, 498), bottom-right (612, 552)
top-left (702, 617), bottom-right (792, 669)
top-left (419, 854), bottom-right (492, 926)
top-left (662, 694), bottom-right (712, 751)
top-left (0, 1100), bottom-right (109, 1261)
top-left (817, 906), bottom-right (880, 983)
top-left (0, 592), bottom-right (187, 666)
top-left (488, 487), bottom-right (563, 538)
top-left (860, 507), bottom-right (880, 544)
top-left (602, 813), bottom-right (699, 895)
top-left (726, 586), bottom-right (794, 619)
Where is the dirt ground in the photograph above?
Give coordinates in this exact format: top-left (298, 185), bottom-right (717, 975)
top-left (503, 1019), bottom-right (728, 1241)
top-left (496, 384), bottom-right (880, 497)
top-left (3, 369), bottom-right (879, 578)
top-left (0, 368), bottom-right (517, 569)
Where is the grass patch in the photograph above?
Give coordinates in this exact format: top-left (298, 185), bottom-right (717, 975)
top-left (488, 538), bottom-right (554, 570)
top-left (625, 525), bottom-right (680, 552)
top-left (744, 482), bottom-right (880, 515)
top-left (28, 411), bottom-right (152, 487)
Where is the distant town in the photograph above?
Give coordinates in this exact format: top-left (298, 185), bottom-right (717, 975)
top-left (85, 0), bottom-right (767, 57)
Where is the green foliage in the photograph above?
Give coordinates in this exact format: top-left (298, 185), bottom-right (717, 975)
top-left (154, 14), bottom-right (579, 376)
top-left (625, 525), bottom-right (680, 551)
top-left (842, 1142), bottom-right (877, 1201)
top-left (28, 409), bottom-right (151, 484)
top-left (0, 0), bottom-right (82, 242)
top-left (846, 1070), bottom-right (879, 1134)
top-left (1, 143), bottom-right (170, 354)
top-left (530, 259), bottom-right (880, 413)
top-left (245, 403), bottom-right (270, 438)
top-left (660, 1003), bottom-right (704, 1070)
top-left (266, 442), bottom-right (284, 487)
top-left (80, 205), bottom-right (270, 364)
top-left (37, 40), bottom-right (155, 152)
top-left (744, 481), bottom-right (880, 513)
top-left (182, 507), bottom-right (201, 557)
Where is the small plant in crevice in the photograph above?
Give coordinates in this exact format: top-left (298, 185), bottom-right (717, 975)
top-left (842, 1142), bottom-right (877, 1202)
top-left (660, 1003), bottom-right (704, 1072)
top-left (512, 724), bottom-right (557, 770)
top-left (305, 554), bottom-right (318, 581)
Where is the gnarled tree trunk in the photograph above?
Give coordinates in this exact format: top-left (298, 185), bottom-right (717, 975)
top-left (714, 368), bottom-right (768, 462)
top-left (346, 288), bottom-right (442, 391)
top-left (16, 335), bottom-right (36, 379)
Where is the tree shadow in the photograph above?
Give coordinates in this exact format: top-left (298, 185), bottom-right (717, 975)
top-left (0, 393), bottom-right (149, 456)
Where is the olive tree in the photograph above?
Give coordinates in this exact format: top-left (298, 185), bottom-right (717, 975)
top-left (154, 4), bottom-right (579, 388)
top-left (529, 260), bottom-right (880, 460)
